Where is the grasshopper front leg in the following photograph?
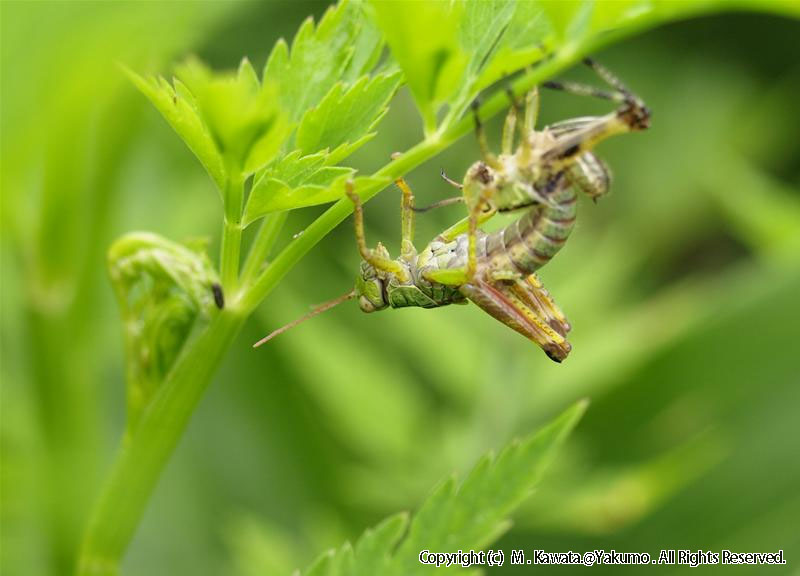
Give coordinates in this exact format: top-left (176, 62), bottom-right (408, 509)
top-left (395, 174), bottom-right (416, 263)
top-left (346, 181), bottom-right (409, 282)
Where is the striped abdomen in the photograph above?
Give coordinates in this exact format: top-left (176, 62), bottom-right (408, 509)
top-left (484, 183), bottom-right (577, 276)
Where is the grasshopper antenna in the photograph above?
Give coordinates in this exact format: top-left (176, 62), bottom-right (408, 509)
top-left (413, 196), bottom-right (463, 213)
top-left (253, 290), bottom-right (356, 348)
top-left (439, 168), bottom-right (463, 190)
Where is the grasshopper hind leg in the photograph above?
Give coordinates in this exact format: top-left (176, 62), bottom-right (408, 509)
top-left (460, 274), bottom-right (572, 362)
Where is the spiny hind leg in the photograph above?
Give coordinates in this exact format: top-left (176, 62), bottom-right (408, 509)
top-left (508, 275), bottom-right (572, 360)
top-left (522, 274), bottom-right (571, 337)
top-left (345, 181), bottom-right (408, 280)
top-left (488, 269), bottom-right (521, 282)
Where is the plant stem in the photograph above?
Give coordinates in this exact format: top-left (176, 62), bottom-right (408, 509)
top-left (240, 211), bottom-right (288, 289)
top-left (220, 174), bottom-right (244, 292)
top-left (77, 308), bottom-right (245, 576)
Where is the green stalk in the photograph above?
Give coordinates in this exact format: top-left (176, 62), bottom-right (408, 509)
top-left (240, 211), bottom-right (288, 289)
top-left (220, 174), bottom-right (244, 292)
top-left (77, 308), bottom-right (245, 576)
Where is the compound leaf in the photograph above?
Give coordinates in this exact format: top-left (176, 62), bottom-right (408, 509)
top-left (175, 57), bottom-right (288, 176)
top-left (298, 400), bottom-right (587, 576)
top-left (296, 71), bottom-right (402, 164)
top-left (126, 69), bottom-right (227, 193)
top-left (264, 0), bottom-right (381, 123)
top-left (245, 168), bottom-right (388, 223)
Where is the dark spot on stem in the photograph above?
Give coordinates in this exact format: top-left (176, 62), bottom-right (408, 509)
top-left (212, 283), bottom-right (225, 309)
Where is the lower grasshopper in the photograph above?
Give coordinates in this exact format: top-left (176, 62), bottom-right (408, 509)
top-left (254, 60), bottom-right (650, 362)
top-left (254, 175), bottom-right (573, 361)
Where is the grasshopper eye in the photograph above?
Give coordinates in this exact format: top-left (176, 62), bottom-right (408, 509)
top-left (358, 295), bottom-right (377, 313)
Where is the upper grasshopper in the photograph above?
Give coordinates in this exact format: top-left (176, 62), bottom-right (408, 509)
top-left (255, 60), bottom-right (650, 362)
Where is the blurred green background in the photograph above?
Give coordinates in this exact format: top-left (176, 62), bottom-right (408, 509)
top-left (2, 2), bottom-right (799, 575)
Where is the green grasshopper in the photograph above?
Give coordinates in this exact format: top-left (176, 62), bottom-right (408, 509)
top-left (254, 60), bottom-right (650, 362)
top-left (254, 175), bottom-right (573, 360)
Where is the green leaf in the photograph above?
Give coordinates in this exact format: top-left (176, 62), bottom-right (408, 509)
top-left (538, 0), bottom-right (594, 41)
top-left (475, 1), bottom-right (553, 91)
top-left (125, 68), bottom-right (227, 192)
top-left (458, 0), bottom-right (517, 78)
top-left (372, 0), bottom-right (550, 134)
top-left (299, 400), bottom-right (587, 576)
top-left (245, 172), bottom-right (388, 223)
top-left (443, 0), bottom-right (520, 122)
top-left (341, 2), bottom-right (385, 82)
top-left (588, 0), bottom-right (653, 34)
top-left (371, 0), bottom-right (467, 134)
top-left (264, 0), bottom-right (381, 123)
top-left (175, 57), bottom-right (288, 175)
top-left (296, 71), bottom-right (402, 164)
top-left (230, 0), bottom-right (394, 221)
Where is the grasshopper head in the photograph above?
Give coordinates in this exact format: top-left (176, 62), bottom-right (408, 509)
top-left (354, 244), bottom-right (391, 313)
top-left (462, 161), bottom-right (497, 208)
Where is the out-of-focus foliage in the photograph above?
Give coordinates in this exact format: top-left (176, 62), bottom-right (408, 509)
top-left (372, 0), bottom-right (800, 136)
top-left (301, 401), bottom-right (585, 576)
top-left (2, 1), bottom-right (800, 576)
top-left (129, 1), bottom-right (400, 222)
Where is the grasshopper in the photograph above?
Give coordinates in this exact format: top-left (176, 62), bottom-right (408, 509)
top-left (254, 176), bottom-right (573, 361)
top-left (426, 58), bottom-right (650, 285)
top-left (254, 60), bottom-right (650, 362)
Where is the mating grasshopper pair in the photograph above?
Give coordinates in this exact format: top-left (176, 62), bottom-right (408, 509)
top-left (255, 59), bottom-right (650, 362)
